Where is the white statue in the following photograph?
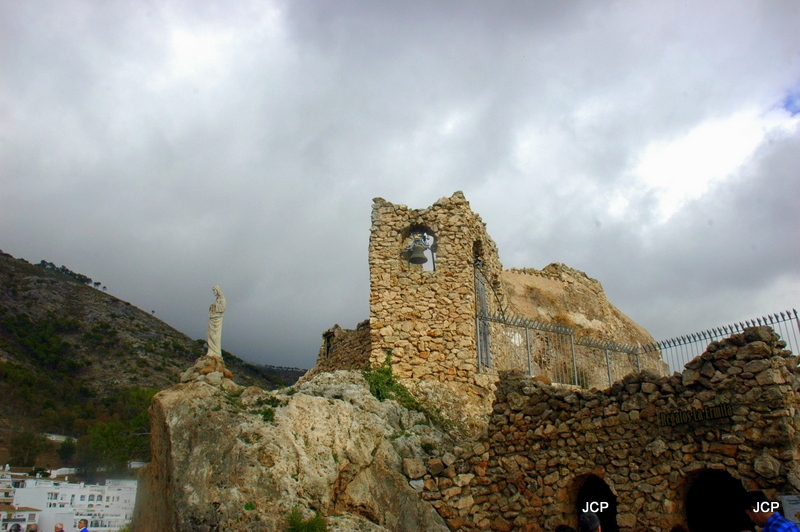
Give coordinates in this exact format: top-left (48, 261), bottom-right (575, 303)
top-left (206, 285), bottom-right (226, 359)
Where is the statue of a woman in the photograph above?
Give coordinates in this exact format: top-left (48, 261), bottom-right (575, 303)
top-left (206, 286), bottom-right (226, 359)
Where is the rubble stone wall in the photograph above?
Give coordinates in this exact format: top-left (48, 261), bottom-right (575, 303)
top-left (300, 320), bottom-right (372, 383)
top-left (417, 327), bottom-right (800, 531)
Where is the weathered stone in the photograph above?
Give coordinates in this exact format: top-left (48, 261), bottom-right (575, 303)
top-left (409, 479), bottom-right (425, 492)
top-left (427, 458), bottom-right (445, 476)
top-left (490, 516), bottom-right (514, 532)
top-left (743, 360), bottom-right (769, 373)
top-left (744, 327), bottom-right (775, 344)
top-left (454, 474), bottom-right (475, 487)
top-left (403, 458), bottom-right (427, 479)
top-left (756, 369), bottom-right (786, 385)
top-left (618, 513), bottom-right (637, 527)
top-left (754, 452), bottom-right (781, 479)
top-left (682, 369), bottom-right (701, 386)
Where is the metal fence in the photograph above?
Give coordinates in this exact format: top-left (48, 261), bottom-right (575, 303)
top-left (478, 308), bottom-right (799, 389)
top-left (480, 312), bottom-right (667, 389)
top-left (639, 309), bottom-right (800, 374)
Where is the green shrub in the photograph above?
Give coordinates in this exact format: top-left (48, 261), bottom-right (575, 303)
top-left (257, 395), bottom-right (284, 408)
top-left (286, 508), bottom-right (326, 532)
top-left (362, 352), bottom-right (419, 409)
top-left (260, 408), bottom-right (275, 423)
top-left (244, 502), bottom-right (255, 511)
top-left (362, 352), bottom-right (454, 431)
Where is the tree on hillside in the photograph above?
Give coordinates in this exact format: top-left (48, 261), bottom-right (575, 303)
top-left (88, 422), bottom-right (129, 471)
top-left (9, 432), bottom-right (50, 467)
top-left (58, 437), bottom-right (77, 463)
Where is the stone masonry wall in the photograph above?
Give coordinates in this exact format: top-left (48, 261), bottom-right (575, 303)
top-left (415, 327), bottom-right (800, 531)
top-left (299, 320), bottom-right (371, 384)
top-left (368, 191), bottom-right (506, 433)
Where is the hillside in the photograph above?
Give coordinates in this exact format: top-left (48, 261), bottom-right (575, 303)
top-left (0, 250), bottom-right (303, 470)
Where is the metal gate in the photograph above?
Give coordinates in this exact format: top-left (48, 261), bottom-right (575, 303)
top-left (475, 268), bottom-right (492, 369)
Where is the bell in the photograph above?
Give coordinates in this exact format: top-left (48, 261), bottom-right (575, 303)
top-left (409, 242), bottom-right (428, 264)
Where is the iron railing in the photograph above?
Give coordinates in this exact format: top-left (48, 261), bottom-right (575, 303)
top-left (640, 309), bottom-right (800, 374)
top-left (477, 308), bottom-right (799, 389)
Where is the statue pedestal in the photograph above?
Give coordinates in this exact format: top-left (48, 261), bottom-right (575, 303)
top-left (180, 355), bottom-right (234, 385)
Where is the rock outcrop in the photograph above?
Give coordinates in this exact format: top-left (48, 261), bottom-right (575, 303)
top-left (133, 366), bottom-right (452, 531)
top-left (502, 264), bottom-right (655, 346)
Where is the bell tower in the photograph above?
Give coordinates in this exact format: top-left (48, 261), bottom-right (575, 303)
top-left (367, 191), bottom-right (505, 432)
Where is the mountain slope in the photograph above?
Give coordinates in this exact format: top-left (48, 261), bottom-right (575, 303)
top-left (0, 250), bottom-right (298, 440)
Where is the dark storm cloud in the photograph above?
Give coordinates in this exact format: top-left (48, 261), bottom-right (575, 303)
top-left (1, 1), bottom-right (799, 368)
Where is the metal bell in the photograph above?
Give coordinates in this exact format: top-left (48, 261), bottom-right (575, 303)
top-left (409, 242), bottom-right (428, 264)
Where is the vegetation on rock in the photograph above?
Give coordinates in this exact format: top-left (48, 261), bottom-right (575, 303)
top-left (362, 352), bottom-right (455, 432)
top-left (286, 507), bottom-right (327, 532)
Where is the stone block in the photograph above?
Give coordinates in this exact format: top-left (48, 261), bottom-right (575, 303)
top-left (756, 369), bottom-right (786, 385)
top-left (754, 452), bottom-right (781, 479)
top-left (455, 473), bottom-right (475, 487)
top-left (403, 458), bottom-right (426, 479)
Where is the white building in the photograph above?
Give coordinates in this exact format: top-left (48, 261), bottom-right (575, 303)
top-left (0, 504), bottom-right (41, 531)
top-left (13, 479), bottom-right (136, 532)
top-left (0, 474), bottom-right (15, 507)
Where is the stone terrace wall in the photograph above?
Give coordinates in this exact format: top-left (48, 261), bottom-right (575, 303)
top-left (299, 320), bottom-right (371, 384)
top-left (418, 327), bottom-right (800, 531)
top-left (368, 191), bottom-right (505, 433)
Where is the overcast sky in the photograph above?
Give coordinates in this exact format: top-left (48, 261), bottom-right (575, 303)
top-left (2, 1), bottom-right (799, 369)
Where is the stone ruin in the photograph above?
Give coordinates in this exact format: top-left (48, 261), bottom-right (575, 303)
top-left (133, 193), bottom-right (800, 532)
top-left (417, 326), bottom-right (800, 532)
top-left (303, 191), bottom-right (666, 433)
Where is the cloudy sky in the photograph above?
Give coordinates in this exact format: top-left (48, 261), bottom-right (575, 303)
top-left (2, 1), bottom-right (799, 369)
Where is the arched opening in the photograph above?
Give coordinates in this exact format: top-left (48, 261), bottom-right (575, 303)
top-left (401, 224), bottom-right (437, 271)
top-left (576, 475), bottom-right (619, 532)
top-left (685, 469), bottom-right (753, 532)
top-left (473, 240), bottom-right (484, 265)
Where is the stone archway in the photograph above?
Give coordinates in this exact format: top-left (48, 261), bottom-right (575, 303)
top-left (576, 475), bottom-right (619, 532)
top-left (685, 469), bottom-right (754, 532)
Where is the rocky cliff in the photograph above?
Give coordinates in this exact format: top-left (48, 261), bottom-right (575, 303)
top-left (502, 263), bottom-right (655, 346)
top-left (133, 360), bottom-right (453, 531)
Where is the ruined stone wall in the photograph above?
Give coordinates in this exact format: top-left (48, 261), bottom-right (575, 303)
top-left (299, 320), bottom-right (372, 383)
top-left (417, 327), bottom-right (800, 531)
top-left (368, 192), bottom-right (506, 432)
